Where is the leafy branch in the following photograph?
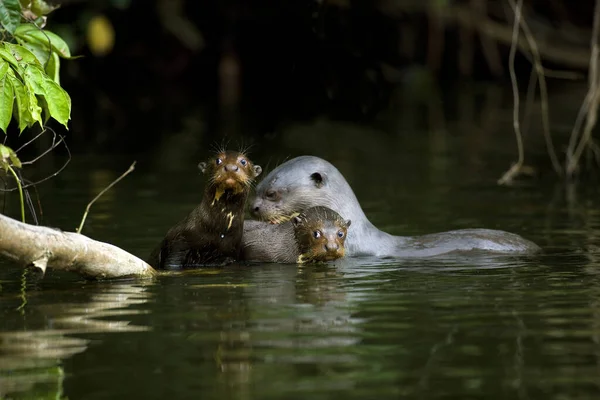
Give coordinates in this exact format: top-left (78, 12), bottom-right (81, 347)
top-left (0, 0), bottom-right (72, 134)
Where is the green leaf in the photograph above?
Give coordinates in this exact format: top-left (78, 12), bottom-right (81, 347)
top-left (3, 41), bottom-right (43, 67)
top-left (0, 62), bottom-right (14, 133)
top-left (40, 74), bottom-right (70, 127)
top-left (0, 44), bottom-right (20, 71)
top-left (14, 24), bottom-right (72, 58)
top-left (31, 0), bottom-right (58, 16)
top-left (22, 71), bottom-right (42, 126)
top-left (0, 144), bottom-right (22, 169)
top-left (15, 33), bottom-right (50, 66)
top-left (23, 64), bottom-right (70, 128)
top-left (0, 0), bottom-right (21, 34)
top-left (0, 60), bottom-right (8, 79)
top-left (45, 50), bottom-right (59, 83)
top-left (7, 70), bottom-right (33, 132)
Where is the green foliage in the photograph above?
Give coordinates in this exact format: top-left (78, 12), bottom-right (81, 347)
top-left (0, 0), bottom-right (21, 34)
top-left (0, 0), bottom-right (71, 134)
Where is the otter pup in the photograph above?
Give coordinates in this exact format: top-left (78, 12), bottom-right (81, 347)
top-left (250, 156), bottom-right (541, 257)
top-left (242, 206), bottom-right (351, 264)
top-left (148, 150), bottom-right (262, 269)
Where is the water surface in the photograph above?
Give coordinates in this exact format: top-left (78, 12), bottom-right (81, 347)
top-left (1, 84), bottom-right (600, 399)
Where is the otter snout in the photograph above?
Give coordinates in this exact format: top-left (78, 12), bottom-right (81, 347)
top-left (325, 242), bottom-right (339, 252)
top-left (224, 163), bottom-right (239, 172)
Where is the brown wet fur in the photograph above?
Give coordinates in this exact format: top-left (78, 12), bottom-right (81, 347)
top-left (293, 206), bottom-right (350, 264)
top-left (148, 150), bottom-right (262, 269)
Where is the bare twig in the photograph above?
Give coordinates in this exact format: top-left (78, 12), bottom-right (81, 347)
top-left (508, 0), bottom-right (563, 176)
top-left (498, 0), bottom-right (525, 185)
top-left (567, 0), bottom-right (600, 176)
top-left (77, 162), bottom-right (137, 234)
top-left (0, 133), bottom-right (71, 192)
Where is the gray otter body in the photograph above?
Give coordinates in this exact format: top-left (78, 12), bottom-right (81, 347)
top-left (148, 150), bottom-right (262, 269)
top-left (250, 156), bottom-right (540, 257)
top-left (242, 206), bottom-right (351, 263)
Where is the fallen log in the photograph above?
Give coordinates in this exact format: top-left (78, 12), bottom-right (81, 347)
top-left (0, 213), bottom-right (156, 280)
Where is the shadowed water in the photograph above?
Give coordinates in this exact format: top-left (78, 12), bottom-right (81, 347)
top-left (1, 84), bottom-right (600, 399)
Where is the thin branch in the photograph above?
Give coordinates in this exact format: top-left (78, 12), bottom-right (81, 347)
top-left (77, 162), bottom-right (137, 234)
top-left (567, 0), bottom-right (600, 175)
top-left (0, 135), bottom-right (71, 192)
top-left (521, 66), bottom-right (538, 137)
top-left (498, 0), bottom-right (525, 185)
top-left (508, 0), bottom-right (562, 176)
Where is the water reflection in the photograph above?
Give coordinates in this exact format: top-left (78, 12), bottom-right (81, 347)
top-left (0, 282), bottom-right (152, 398)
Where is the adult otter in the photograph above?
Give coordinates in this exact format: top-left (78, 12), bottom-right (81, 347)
top-left (243, 206), bottom-right (351, 263)
top-left (250, 156), bottom-right (540, 257)
top-left (148, 150), bottom-right (262, 269)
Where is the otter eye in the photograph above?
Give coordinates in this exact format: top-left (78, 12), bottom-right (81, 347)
top-left (216, 158), bottom-right (223, 165)
top-left (337, 230), bottom-right (345, 238)
top-left (265, 190), bottom-right (277, 199)
top-left (239, 159), bottom-right (247, 166)
top-left (313, 230), bottom-right (322, 239)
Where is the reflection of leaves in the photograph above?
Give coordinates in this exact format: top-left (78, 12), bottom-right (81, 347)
top-left (0, 0), bottom-right (21, 34)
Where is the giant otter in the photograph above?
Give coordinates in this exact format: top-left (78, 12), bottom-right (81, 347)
top-left (148, 150), bottom-right (262, 269)
top-left (243, 206), bottom-right (351, 263)
top-left (250, 156), bottom-right (541, 257)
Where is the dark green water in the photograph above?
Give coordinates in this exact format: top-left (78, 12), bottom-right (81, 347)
top-left (2, 84), bottom-right (600, 399)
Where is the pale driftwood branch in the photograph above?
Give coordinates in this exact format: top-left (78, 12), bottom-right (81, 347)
top-left (0, 213), bottom-right (156, 280)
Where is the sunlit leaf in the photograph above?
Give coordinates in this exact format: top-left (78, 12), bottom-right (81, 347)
top-left (15, 32), bottom-right (51, 66)
top-left (23, 64), bottom-right (70, 128)
top-left (0, 144), bottom-right (21, 170)
top-left (14, 24), bottom-right (72, 58)
top-left (8, 71), bottom-right (33, 132)
top-left (0, 44), bottom-right (20, 71)
top-left (86, 14), bottom-right (115, 57)
top-left (0, 62), bottom-right (14, 133)
top-left (0, 60), bottom-right (8, 79)
top-left (0, 0), bottom-right (21, 34)
top-left (41, 75), bottom-right (69, 127)
top-left (3, 42), bottom-right (42, 68)
top-left (45, 50), bottom-right (59, 83)
top-left (31, 0), bottom-right (58, 16)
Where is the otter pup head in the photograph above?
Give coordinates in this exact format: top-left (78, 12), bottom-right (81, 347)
top-left (292, 206), bottom-right (351, 263)
top-left (251, 156), bottom-right (340, 224)
top-left (199, 150), bottom-right (262, 201)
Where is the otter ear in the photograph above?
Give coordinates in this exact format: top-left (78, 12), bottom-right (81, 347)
top-left (310, 172), bottom-right (327, 188)
top-left (345, 219), bottom-right (351, 228)
top-left (253, 165), bottom-right (262, 177)
top-left (198, 162), bottom-right (208, 174)
top-left (292, 216), bottom-right (303, 227)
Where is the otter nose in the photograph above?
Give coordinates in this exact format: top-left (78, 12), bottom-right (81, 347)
top-left (224, 163), bottom-right (239, 172)
top-left (325, 242), bottom-right (339, 252)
